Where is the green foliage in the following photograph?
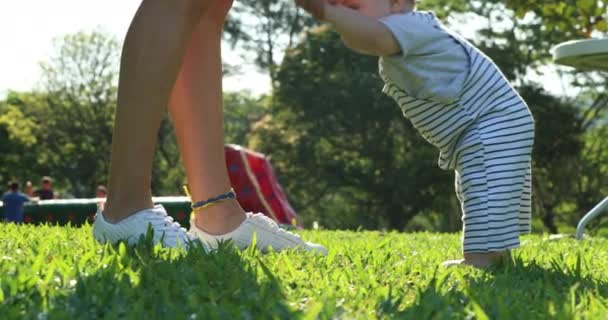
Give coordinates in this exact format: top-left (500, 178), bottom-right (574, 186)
top-left (150, 115), bottom-right (186, 195)
top-left (524, 88), bottom-right (607, 231)
top-left (224, 92), bottom-right (269, 145)
top-left (574, 125), bottom-right (608, 226)
top-left (517, 86), bottom-right (586, 233)
top-left (0, 105), bottom-right (37, 146)
top-left (40, 30), bottom-right (120, 105)
top-left (0, 224), bottom-right (607, 318)
top-left (0, 30), bottom-right (122, 197)
top-left (0, 99), bottom-right (42, 186)
top-left (36, 32), bottom-right (117, 193)
top-left (253, 28), bottom-right (456, 231)
top-left (416, 0), bottom-right (469, 18)
top-left (505, 0), bottom-right (607, 38)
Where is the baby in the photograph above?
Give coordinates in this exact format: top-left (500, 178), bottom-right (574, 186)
top-left (296, 0), bottom-right (535, 268)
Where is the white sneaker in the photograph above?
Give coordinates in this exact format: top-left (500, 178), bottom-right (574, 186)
top-left (189, 212), bottom-right (327, 255)
top-left (93, 205), bottom-right (196, 249)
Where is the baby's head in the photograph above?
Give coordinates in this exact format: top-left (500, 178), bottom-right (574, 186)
top-left (339, 0), bottom-right (416, 19)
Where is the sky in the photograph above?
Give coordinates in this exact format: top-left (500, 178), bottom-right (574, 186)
top-left (0, 1), bottom-right (572, 100)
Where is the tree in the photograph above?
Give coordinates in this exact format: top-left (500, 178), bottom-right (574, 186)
top-left (517, 86), bottom-right (585, 233)
top-left (0, 96), bottom-right (40, 188)
top-left (224, 92), bottom-right (269, 145)
top-left (1, 29), bottom-right (122, 196)
top-left (572, 114), bottom-right (608, 230)
top-left (225, 0), bottom-right (323, 89)
top-left (505, 0), bottom-right (607, 38)
top-left (28, 29), bottom-right (120, 197)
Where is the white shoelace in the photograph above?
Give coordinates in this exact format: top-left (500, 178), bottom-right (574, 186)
top-left (149, 211), bottom-right (187, 238)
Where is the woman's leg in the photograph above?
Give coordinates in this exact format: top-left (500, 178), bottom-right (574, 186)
top-left (103, 0), bottom-right (210, 223)
top-left (168, 2), bottom-right (326, 254)
top-left (169, 0), bottom-right (247, 235)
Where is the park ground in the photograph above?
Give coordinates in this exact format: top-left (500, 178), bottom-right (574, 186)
top-left (0, 223), bottom-right (607, 319)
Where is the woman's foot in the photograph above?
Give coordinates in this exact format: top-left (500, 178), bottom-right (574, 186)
top-left (189, 201), bottom-right (327, 255)
top-left (442, 250), bottom-right (511, 268)
top-left (93, 205), bottom-right (195, 249)
top-left (191, 199), bottom-right (248, 235)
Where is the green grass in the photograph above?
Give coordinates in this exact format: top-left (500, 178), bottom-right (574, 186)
top-left (0, 223), bottom-right (607, 319)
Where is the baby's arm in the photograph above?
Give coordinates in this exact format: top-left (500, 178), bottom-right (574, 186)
top-left (295, 0), bottom-right (400, 56)
top-left (324, 4), bottom-right (400, 56)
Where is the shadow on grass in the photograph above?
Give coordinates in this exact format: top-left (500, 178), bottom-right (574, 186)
top-left (46, 240), bottom-right (297, 319)
top-left (378, 255), bottom-right (608, 319)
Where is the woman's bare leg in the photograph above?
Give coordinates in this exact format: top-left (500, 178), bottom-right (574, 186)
top-left (166, 1), bottom-right (326, 255)
top-left (169, 0), bottom-right (247, 234)
top-left (103, 0), bottom-right (211, 223)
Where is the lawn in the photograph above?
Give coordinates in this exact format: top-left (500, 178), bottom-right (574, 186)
top-left (0, 223), bottom-right (606, 319)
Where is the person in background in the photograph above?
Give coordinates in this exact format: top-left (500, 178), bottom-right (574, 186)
top-left (25, 181), bottom-right (34, 197)
top-left (2, 182), bottom-right (32, 223)
top-left (34, 176), bottom-right (55, 200)
top-left (96, 185), bottom-right (108, 199)
top-left (96, 185), bottom-right (108, 211)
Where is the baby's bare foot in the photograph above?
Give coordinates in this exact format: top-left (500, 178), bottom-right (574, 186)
top-left (442, 251), bottom-right (511, 269)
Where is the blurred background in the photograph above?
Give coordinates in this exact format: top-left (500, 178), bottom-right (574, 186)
top-left (0, 0), bottom-right (606, 234)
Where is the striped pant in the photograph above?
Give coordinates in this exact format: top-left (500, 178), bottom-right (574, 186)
top-left (454, 105), bottom-right (534, 253)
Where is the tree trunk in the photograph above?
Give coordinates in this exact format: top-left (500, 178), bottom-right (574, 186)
top-left (542, 205), bottom-right (559, 234)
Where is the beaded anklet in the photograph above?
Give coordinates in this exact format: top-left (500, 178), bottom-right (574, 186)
top-left (183, 185), bottom-right (237, 211)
